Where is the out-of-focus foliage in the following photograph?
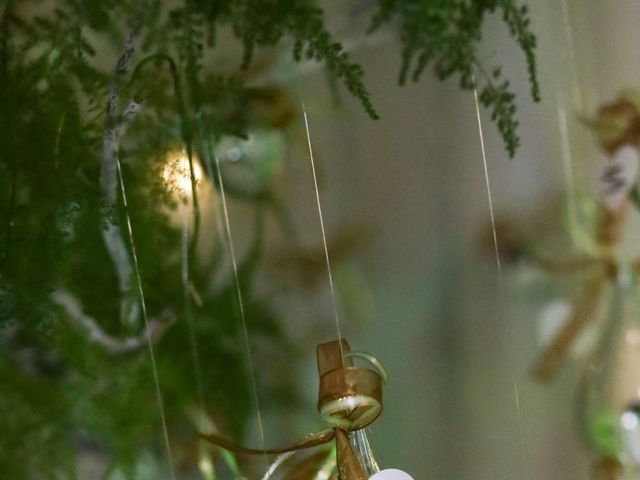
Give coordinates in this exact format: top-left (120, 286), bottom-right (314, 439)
top-left (370, 0), bottom-right (540, 156)
top-left (0, 0), bottom-right (538, 478)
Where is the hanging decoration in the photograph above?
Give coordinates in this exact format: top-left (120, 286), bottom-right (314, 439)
top-left (192, 47), bottom-right (417, 478)
top-left (530, 92), bottom-right (640, 478)
top-left (199, 339), bottom-right (413, 480)
top-left (0, 0), bottom-right (541, 477)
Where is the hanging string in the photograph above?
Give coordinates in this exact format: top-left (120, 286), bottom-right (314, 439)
top-left (558, 0), bottom-right (579, 232)
top-left (558, 0), bottom-right (597, 257)
top-left (294, 66), bottom-right (345, 362)
top-left (472, 79), bottom-right (532, 480)
top-left (560, 0), bottom-right (585, 114)
top-left (211, 181), bottom-right (228, 252)
top-left (206, 142), bottom-right (267, 458)
top-left (557, 98), bottom-right (581, 237)
top-left (181, 211), bottom-right (206, 429)
top-left (556, 96), bottom-right (598, 257)
top-left (115, 158), bottom-right (176, 480)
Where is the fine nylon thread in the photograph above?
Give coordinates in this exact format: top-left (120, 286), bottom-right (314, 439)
top-left (116, 158), bottom-right (176, 480)
top-left (181, 212), bottom-right (206, 430)
top-left (208, 147), bottom-right (267, 459)
top-left (558, 0), bottom-right (591, 254)
top-left (557, 99), bottom-right (581, 243)
top-left (472, 81), bottom-right (532, 480)
top-left (295, 67), bottom-right (345, 362)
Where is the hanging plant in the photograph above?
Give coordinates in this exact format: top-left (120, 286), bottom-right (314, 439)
top-left (0, 0), bottom-right (539, 478)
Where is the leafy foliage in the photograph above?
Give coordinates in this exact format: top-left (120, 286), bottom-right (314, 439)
top-left (370, 0), bottom-right (540, 156)
top-left (230, 1), bottom-right (379, 119)
top-left (0, 0), bottom-right (538, 477)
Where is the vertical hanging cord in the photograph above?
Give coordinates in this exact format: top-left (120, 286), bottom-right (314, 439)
top-left (558, 0), bottom-right (591, 254)
top-left (560, 0), bottom-right (584, 114)
top-left (115, 158), bottom-right (176, 480)
top-left (181, 212), bottom-right (206, 429)
top-left (472, 81), bottom-right (531, 480)
top-left (557, 99), bottom-right (581, 242)
top-left (559, 0), bottom-right (579, 230)
top-left (208, 146), bottom-right (267, 457)
top-left (294, 67), bottom-right (345, 362)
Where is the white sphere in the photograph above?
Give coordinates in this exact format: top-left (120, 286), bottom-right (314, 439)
top-left (369, 469), bottom-right (415, 480)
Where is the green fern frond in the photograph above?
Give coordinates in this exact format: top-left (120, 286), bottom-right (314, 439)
top-left (369, 0), bottom-right (539, 157)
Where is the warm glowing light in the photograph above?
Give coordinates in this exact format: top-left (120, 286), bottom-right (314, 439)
top-left (161, 150), bottom-right (203, 196)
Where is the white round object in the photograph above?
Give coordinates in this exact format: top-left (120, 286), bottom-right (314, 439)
top-left (369, 469), bottom-right (415, 480)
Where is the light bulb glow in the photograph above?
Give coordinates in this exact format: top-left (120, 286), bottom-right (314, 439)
top-left (161, 150), bottom-right (203, 196)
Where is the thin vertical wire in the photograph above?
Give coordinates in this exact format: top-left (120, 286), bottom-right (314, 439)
top-left (557, 96), bottom-right (581, 242)
top-left (295, 68), bottom-right (345, 361)
top-left (557, 98), bottom-right (577, 216)
top-left (207, 145), bottom-right (267, 457)
top-left (472, 81), bottom-right (531, 480)
top-left (211, 186), bottom-right (228, 250)
top-left (560, 0), bottom-right (584, 114)
top-left (181, 211), bottom-right (206, 429)
top-left (559, 0), bottom-right (580, 228)
top-left (115, 158), bottom-right (176, 480)
top-left (558, 0), bottom-right (593, 256)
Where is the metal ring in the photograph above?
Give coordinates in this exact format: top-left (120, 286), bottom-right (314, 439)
top-left (319, 395), bottom-right (382, 431)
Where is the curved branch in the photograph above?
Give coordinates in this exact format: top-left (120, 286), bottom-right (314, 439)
top-left (129, 52), bottom-right (201, 253)
top-left (51, 290), bottom-right (174, 356)
top-left (531, 277), bottom-right (605, 383)
top-left (99, 6), bottom-right (147, 328)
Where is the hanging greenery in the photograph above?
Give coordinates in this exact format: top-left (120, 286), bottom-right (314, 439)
top-left (0, 0), bottom-right (538, 478)
top-left (369, 0), bottom-right (540, 156)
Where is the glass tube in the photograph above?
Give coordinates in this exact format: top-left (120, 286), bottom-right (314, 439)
top-left (350, 429), bottom-right (380, 476)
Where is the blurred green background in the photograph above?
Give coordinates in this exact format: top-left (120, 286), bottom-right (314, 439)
top-left (4, 1), bottom-right (640, 479)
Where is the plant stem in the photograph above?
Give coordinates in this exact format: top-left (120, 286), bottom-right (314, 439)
top-left (129, 52), bottom-right (202, 257)
top-left (100, 1), bottom-right (148, 328)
